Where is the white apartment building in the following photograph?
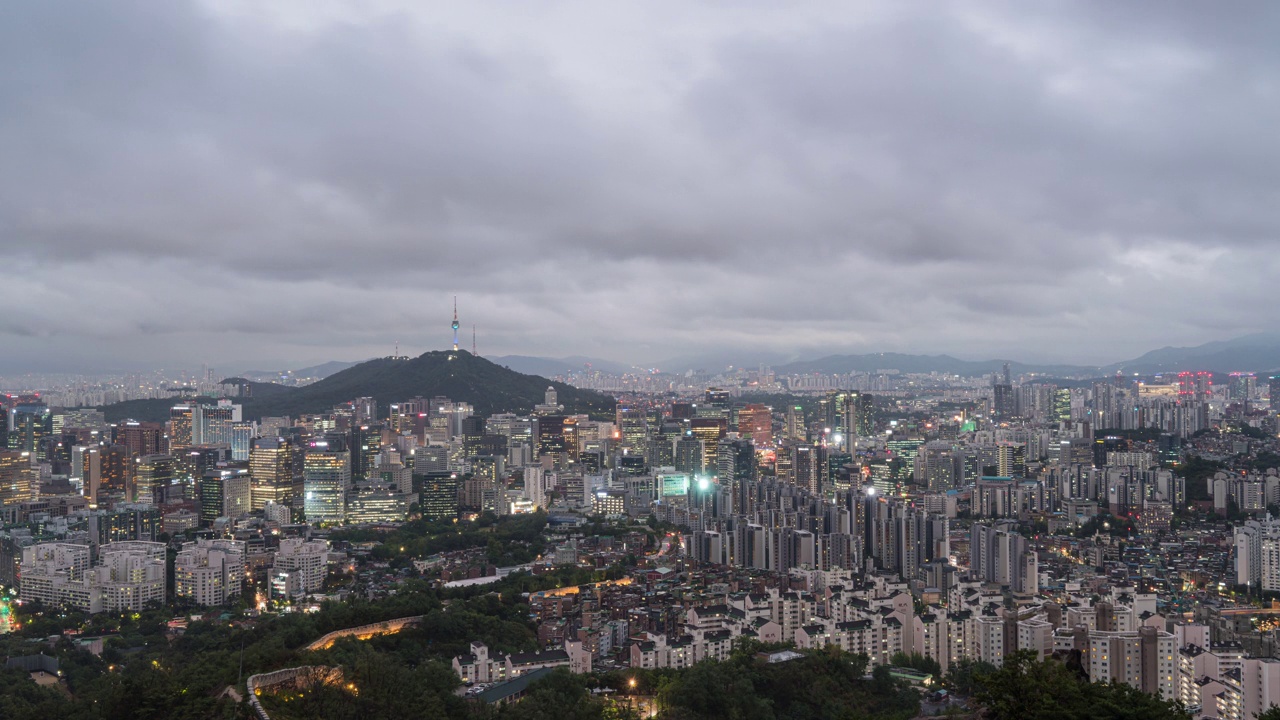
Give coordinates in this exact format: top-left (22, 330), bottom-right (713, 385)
top-left (20, 541), bottom-right (165, 613)
top-left (272, 538), bottom-right (329, 594)
top-left (175, 539), bottom-right (246, 606)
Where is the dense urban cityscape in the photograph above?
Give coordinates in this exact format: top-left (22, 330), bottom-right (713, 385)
top-left (6, 2), bottom-right (1279, 719)
top-left (3, 322), bottom-right (1280, 719)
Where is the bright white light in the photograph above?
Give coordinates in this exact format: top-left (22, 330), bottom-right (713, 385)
top-left (865, 486), bottom-right (876, 496)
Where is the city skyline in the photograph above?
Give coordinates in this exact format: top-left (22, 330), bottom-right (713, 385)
top-left (3, 2), bottom-right (1279, 372)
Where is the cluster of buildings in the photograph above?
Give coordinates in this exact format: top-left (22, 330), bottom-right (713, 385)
top-left (12, 339), bottom-right (1280, 716)
top-left (14, 534), bottom-right (329, 614)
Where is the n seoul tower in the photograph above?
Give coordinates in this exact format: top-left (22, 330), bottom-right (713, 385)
top-left (452, 296), bottom-right (460, 352)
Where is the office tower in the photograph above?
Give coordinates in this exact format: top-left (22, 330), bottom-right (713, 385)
top-left (99, 445), bottom-right (131, 502)
top-left (135, 454), bottom-right (177, 506)
top-left (717, 438), bottom-right (756, 483)
top-left (175, 539), bottom-right (245, 606)
top-left (250, 437), bottom-right (298, 510)
top-left (785, 405), bottom-right (805, 441)
top-left (114, 421), bottom-right (163, 458)
top-left (7, 404), bottom-right (51, 460)
top-left (303, 438), bottom-right (351, 525)
top-left (198, 469), bottom-right (252, 526)
top-left (689, 417), bottom-right (728, 472)
top-left (230, 422), bottom-right (254, 462)
top-left (643, 435), bottom-right (672, 470)
top-left (0, 451), bottom-right (35, 507)
top-left (193, 401), bottom-right (238, 446)
top-left (992, 373), bottom-right (1015, 421)
top-left (462, 415), bottom-right (487, 458)
top-left (616, 404), bottom-right (648, 452)
top-left (736, 404), bottom-right (773, 447)
top-left (72, 445), bottom-right (102, 504)
top-left (674, 434), bottom-right (705, 474)
top-left (86, 506), bottom-right (160, 547)
top-left (349, 423), bottom-right (383, 481)
top-left (169, 405), bottom-right (194, 450)
top-left (536, 416), bottom-right (578, 467)
top-left (174, 446), bottom-right (227, 500)
top-left (421, 473), bottom-right (461, 519)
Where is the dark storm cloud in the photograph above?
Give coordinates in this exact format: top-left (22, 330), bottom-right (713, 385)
top-left (1, 0), bottom-right (1278, 373)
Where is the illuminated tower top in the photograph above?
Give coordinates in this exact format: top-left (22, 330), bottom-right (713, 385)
top-left (451, 296), bottom-right (460, 352)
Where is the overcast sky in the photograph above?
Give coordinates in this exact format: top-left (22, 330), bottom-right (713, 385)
top-left (3, 1), bottom-right (1279, 374)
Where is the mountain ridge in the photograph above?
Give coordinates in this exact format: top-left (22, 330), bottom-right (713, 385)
top-left (99, 351), bottom-right (615, 423)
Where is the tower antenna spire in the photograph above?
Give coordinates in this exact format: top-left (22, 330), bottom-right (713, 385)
top-left (451, 296), bottom-right (460, 352)
top-left (472, 325), bottom-right (477, 356)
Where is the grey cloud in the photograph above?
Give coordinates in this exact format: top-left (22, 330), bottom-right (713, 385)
top-left (0, 0), bottom-right (1278, 373)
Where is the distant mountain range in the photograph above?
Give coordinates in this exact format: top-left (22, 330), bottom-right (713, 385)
top-left (772, 335), bottom-right (1280, 377)
top-left (100, 350), bottom-right (615, 423)
top-left (487, 355), bottom-right (634, 377)
top-left (773, 353), bottom-right (1092, 378)
top-left (208, 333), bottom-right (1280, 401)
top-left (1097, 333), bottom-right (1280, 376)
top-left (237, 360), bottom-right (363, 381)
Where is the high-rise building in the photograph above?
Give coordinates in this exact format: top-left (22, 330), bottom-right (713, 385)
top-left (992, 377), bottom-right (1015, 421)
top-left (689, 418), bottom-right (728, 473)
top-left (250, 437), bottom-right (299, 511)
top-left (0, 451), bottom-right (35, 507)
top-left (114, 421), bottom-right (163, 458)
top-left (349, 423), bottom-right (383, 481)
top-left (303, 438), bottom-right (350, 526)
top-left (784, 405), bottom-right (805, 441)
top-left (536, 416), bottom-right (578, 467)
top-left (970, 521), bottom-right (1038, 596)
top-left (169, 405), bottom-right (194, 451)
top-left (230, 422), bottom-right (254, 462)
top-left (198, 469), bottom-right (252, 526)
top-left (99, 445), bottom-right (131, 502)
top-left (674, 433), bottom-right (705, 474)
top-left (420, 472), bottom-right (461, 519)
top-left (716, 438), bottom-right (757, 483)
top-left (615, 404), bottom-right (648, 453)
top-left (72, 445), bottom-right (102, 504)
top-left (1228, 373), bottom-right (1257, 405)
top-left (1271, 376), bottom-right (1280, 413)
top-left (193, 401), bottom-right (239, 446)
top-left (134, 454), bottom-right (177, 506)
top-left (7, 404), bottom-right (51, 460)
top-left (736, 404), bottom-right (773, 447)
